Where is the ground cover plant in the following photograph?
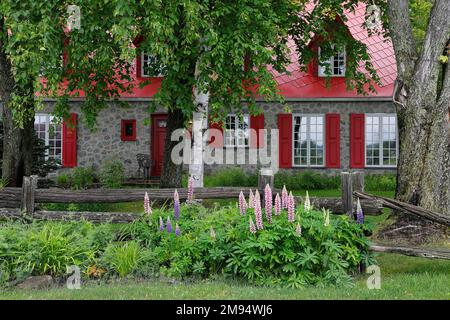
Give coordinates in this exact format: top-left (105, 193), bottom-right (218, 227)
top-left (0, 183), bottom-right (373, 289)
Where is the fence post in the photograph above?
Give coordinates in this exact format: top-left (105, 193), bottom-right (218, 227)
top-left (258, 169), bottom-right (274, 194)
top-left (352, 171), bottom-right (365, 193)
top-left (21, 175), bottom-right (37, 215)
top-left (341, 172), bottom-right (353, 217)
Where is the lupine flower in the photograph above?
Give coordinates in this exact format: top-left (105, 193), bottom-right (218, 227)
top-left (304, 191), bottom-right (312, 212)
top-left (239, 191), bottom-right (248, 215)
top-left (254, 196), bottom-right (263, 230)
top-left (356, 198), bottom-right (364, 224)
top-left (274, 193), bottom-right (281, 215)
top-left (282, 185), bottom-right (288, 209)
top-left (248, 190), bottom-right (255, 208)
top-left (159, 216), bottom-right (164, 231)
top-left (249, 217), bottom-right (257, 234)
top-left (210, 227), bottom-right (216, 239)
top-left (296, 222), bottom-right (302, 236)
top-left (287, 192), bottom-right (295, 223)
top-left (166, 216), bottom-right (172, 233)
top-left (175, 223), bottom-right (181, 236)
top-left (264, 184), bottom-right (273, 223)
top-left (174, 189), bottom-right (180, 220)
top-left (144, 192), bottom-right (152, 215)
top-left (187, 176), bottom-right (194, 202)
top-left (323, 208), bottom-right (330, 227)
top-left (255, 189), bottom-right (261, 205)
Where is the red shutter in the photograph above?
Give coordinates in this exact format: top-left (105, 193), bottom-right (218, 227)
top-left (350, 113), bottom-right (365, 168)
top-left (250, 114), bottom-right (264, 148)
top-left (209, 120), bottom-right (223, 148)
top-left (325, 114), bottom-right (341, 168)
top-left (62, 113), bottom-right (77, 168)
top-left (278, 113), bottom-right (292, 168)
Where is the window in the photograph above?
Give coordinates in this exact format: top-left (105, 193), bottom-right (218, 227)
top-left (34, 114), bottom-right (62, 160)
top-left (141, 53), bottom-right (166, 77)
top-left (224, 114), bottom-right (249, 147)
top-left (365, 114), bottom-right (397, 167)
top-left (121, 119), bottom-right (137, 141)
top-left (318, 46), bottom-right (346, 77)
top-left (293, 115), bottom-right (325, 166)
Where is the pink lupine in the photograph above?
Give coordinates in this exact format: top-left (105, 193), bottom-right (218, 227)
top-left (274, 193), bottom-right (281, 215)
top-left (282, 185), bottom-right (288, 209)
top-left (144, 192), bottom-right (152, 215)
top-left (174, 189), bottom-right (180, 220)
top-left (296, 222), bottom-right (302, 236)
top-left (264, 184), bottom-right (272, 223)
top-left (187, 175), bottom-right (194, 202)
top-left (287, 192), bottom-right (295, 223)
top-left (255, 190), bottom-right (261, 205)
top-left (248, 189), bottom-right (255, 208)
top-left (249, 217), bottom-right (257, 234)
top-left (239, 191), bottom-right (248, 215)
top-left (254, 196), bottom-right (263, 230)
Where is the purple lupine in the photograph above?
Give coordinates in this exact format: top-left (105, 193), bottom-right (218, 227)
top-left (264, 184), bottom-right (273, 223)
top-left (187, 176), bottom-right (194, 202)
top-left (239, 191), bottom-right (248, 215)
top-left (254, 196), bottom-right (263, 230)
top-left (287, 192), bottom-right (295, 223)
top-left (166, 216), bottom-right (172, 233)
top-left (296, 222), bottom-right (302, 236)
top-left (173, 189), bottom-right (180, 220)
top-left (159, 216), bottom-right (164, 231)
top-left (175, 223), bottom-right (181, 236)
top-left (249, 217), bottom-right (257, 234)
top-left (282, 185), bottom-right (288, 209)
top-left (274, 193), bottom-right (282, 215)
top-left (144, 192), bottom-right (151, 215)
top-left (248, 189), bottom-right (255, 209)
top-left (356, 198), bottom-right (364, 224)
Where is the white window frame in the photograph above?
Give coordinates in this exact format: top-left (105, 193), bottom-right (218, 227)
top-left (318, 46), bottom-right (346, 77)
top-left (34, 113), bottom-right (63, 161)
top-left (364, 113), bottom-right (398, 168)
top-left (141, 53), bottom-right (165, 78)
top-left (224, 114), bottom-right (250, 148)
top-left (292, 114), bottom-right (325, 167)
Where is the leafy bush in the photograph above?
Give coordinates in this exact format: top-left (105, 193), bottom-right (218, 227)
top-left (56, 173), bottom-right (70, 188)
top-left (275, 171), bottom-right (340, 190)
top-left (365, 174), bottom-right (396, 191)
top-left (70, 167), bottom-right (95, 190)
top-left (99, 158), bottom-right (124, 188)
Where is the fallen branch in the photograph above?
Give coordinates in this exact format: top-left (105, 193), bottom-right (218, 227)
top-left (354, 191), bottom-right (450, 227)
top-left (370, 244), bottom-right (450, 260)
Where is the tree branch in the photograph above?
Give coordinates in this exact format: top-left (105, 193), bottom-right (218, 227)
top-left (387, 0), bottom-right (417, 82)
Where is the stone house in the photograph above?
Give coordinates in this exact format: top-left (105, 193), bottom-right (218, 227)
top-left (3, 4), bottom-right (398, 178)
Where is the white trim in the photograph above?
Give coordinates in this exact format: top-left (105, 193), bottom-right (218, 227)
top-left (364, 113), bottom-right (398, 168)
top-left (292, 114), bottom-right (325, 168)
top-left (318, 46), bottom-right (346, 77)
top-left (223, 113), bottom-right (250, 148)
top-left (140, 53), bottom-right (165, 78)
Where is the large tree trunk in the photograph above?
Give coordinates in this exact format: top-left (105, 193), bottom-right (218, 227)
top-left (381, 0), bottom-right (450, 242)
top-left (0, 17), bottom-right (34, 187)
top-left (159, 107), bottom-right (186, 188)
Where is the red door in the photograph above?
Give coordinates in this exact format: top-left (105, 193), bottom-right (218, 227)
top-left (151, 114), bottom-right (168, 176)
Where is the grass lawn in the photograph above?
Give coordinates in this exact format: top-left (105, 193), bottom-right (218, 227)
top-left (1, 253), bottom-right (448, 300)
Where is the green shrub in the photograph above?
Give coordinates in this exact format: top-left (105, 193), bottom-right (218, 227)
top-left (56, 173), bottom-right (70, 188)
top-left (365, 174), bottom-right (396, 191)
top-left (101, 241), bottom-right (145, 277)
top-left (99, 158), bottom-right (124, 188)
top-left (70, 167), bottom-right (95, 190)
top-left (194, 168), bottom-right (258, 188)
top-left (275, 171), bottom-right (340, 190)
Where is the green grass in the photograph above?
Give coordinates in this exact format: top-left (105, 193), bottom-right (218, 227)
top-left (1, 253), bottom-right (448, 300)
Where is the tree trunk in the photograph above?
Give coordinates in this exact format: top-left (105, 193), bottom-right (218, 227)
top-left (159, 107), bottom-right (186, 188)
top-left (382, 0), bottom-right (450, 242)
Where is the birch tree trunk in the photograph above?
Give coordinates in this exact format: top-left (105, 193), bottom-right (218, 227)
top-left (382, 0), bottom-right (450, 240)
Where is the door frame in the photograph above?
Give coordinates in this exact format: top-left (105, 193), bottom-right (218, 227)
top-left (150, 113), bottom-right (168, 177)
